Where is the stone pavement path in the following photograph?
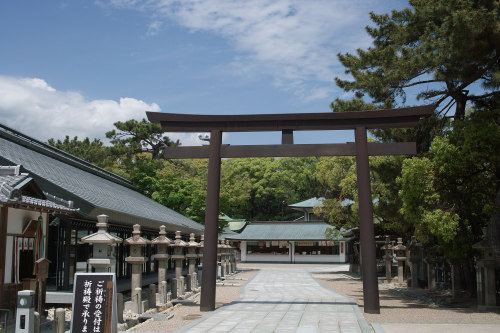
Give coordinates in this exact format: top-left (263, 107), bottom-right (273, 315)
top-left (176, 267), bottom-right (371, 333)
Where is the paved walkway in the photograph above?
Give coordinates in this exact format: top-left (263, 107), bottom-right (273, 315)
top-left (176, 267), bottom-right (371, 333)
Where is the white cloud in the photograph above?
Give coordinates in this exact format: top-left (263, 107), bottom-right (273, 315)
top-left (106, 0), bottom-right (377, 101)
top-left (146, 20), bottom-right (163, 36)
top-left (0, 75), bottom-right (205, 146)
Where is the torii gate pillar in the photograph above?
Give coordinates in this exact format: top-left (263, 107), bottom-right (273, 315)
top-left (200, 130), bottom-right (222, 311)
top-left (355, 126), bottom-right (380, 313)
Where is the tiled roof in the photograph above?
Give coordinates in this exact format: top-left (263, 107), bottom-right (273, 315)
top-left (20, 195), bottom-right (79, 213)
top-left (226, 221), bottom-right (347, 241)
top-left (228, 221), bottom-right (247, 232)
top-left (0, 124), bottom-right (203, 234)
top-left (0, 166), bottom-right (78, 213)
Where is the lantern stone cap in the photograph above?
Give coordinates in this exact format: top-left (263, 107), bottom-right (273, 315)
top-left (152, 225), bottom-right (172, 245)
top-left (81, 215), bottom-right (123, 245)
top-left (198, 234), bottom-right (204, 247)
top-left (392, 238), bottom-right (407, 251)
top-left (170, 231), bottom-right (187, 247)
top-left (381, 237), bottom-right (392, 250)
top-left (187, 233), bottom-right (199, 247)
top-left (124, 224), bottom-right (151, 245)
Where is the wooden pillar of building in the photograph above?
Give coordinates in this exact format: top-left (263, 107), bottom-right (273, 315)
top-left (63, 221), bottom-right (71, 290)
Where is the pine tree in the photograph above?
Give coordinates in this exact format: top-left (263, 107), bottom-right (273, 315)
top-left (335, 0), bottom-right (500, 120)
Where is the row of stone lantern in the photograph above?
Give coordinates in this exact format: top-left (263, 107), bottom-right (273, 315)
top-left (381, 236), bottom-right (423, 288)
top-left (381, 236), bottom-right (455, 293)
top-left (217, 240), bottom-right (237, 279)
top-left (378, 232), bottom-right (498, 308)
top-left (81, 215), bottom-right (208, 316)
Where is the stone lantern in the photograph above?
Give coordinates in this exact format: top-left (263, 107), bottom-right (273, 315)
top-left (381, 237), bottom-right (393, 282)
top-left (152, 225), bottom-right (172, 284)
top-left (170, 231), bottom-right (187, 279)
top-left (81, 214), bottom-right (122, 272)
top-left (424, 245), bottom-right (438, 291)
top-left (217, 240), bottom-right (224, 279)
top-left (222, 240), bottom-right (230, 276)
top-left (170, 231), bottom-right (187, 298)
top-left (125, 224), bottom-right (150, 304)
top-left (225, 240), bottom-right (234, 275)
top-left (198, 234), bottom-right (204, 261)
top-left (186, 233), bottom-right (200, 275)
top-left (392, 238), bottom-right (407, 285)
top-left (408, 236), bottom-right (421, 288)
top-left (186, 234), bottom-right (200, 291)
top-left (197, 234), bottom-right (204, 286)
top-left (473, 228), bottom-right (498, 307)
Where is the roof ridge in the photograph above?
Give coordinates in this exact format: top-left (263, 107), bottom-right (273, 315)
top-left (0, 123), bottom-right (135, 189)
top-left (0, 165), bottom-right (22, 176)
top-left (43, 191), bottom-right (74, 209)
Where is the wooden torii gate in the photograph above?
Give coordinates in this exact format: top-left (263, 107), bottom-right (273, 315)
top-left (147, 105), bottom-right (434, 314)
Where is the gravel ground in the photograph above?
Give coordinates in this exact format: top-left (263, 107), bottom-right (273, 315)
top-left (313, 269), bottom-right (500, 325)
top-left (127, 269), bottom-right (258, 332)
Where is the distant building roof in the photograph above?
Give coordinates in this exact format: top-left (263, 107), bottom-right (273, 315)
top-left (0, 124), bottom-right (203, 234)
top-left (226, 221), bottom-right (348, 241)
top-left (219, 212), bottom-right (245, 223)
top-left (289, 197), bottom-right (325, 209)
top-left (219, 212), bottom-right (247, 233)
top-left (228, 221), bottom-right (247, 232)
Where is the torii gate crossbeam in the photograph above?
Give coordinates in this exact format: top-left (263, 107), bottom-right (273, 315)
top-left (147, 105), bottom-right (435, 314)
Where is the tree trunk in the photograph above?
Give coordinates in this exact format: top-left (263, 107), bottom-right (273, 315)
top-left (453, 93), bottom-right (467, 120)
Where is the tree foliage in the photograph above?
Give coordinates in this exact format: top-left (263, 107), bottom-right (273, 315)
top-left (314, 154), bottom-right (406, 234)
top-left (105, 118), bottom-right (180, 159)
top-left (335, 0), bottom-right (500, 120)
top-left (398, 104), bottom-right (500, 260)
top-left (47, 136), bottom-right (115, 168)
top-left (220, 157), bottom-right (325, 221)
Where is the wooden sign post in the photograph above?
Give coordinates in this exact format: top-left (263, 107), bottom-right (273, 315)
top-left (70, 273), bottom-right (117, 333)
top-left (35, 257), bottom-right (51, 315)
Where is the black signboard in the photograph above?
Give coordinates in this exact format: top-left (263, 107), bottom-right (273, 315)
top-left (70, 273), bottom-right (116, 333)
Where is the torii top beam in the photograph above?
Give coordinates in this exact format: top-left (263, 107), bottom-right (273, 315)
top-left (146, 105), bottom-right (435, 133)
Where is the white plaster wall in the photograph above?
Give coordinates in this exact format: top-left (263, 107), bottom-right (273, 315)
top-left (294, 254), bottom-right (341, 263)
top-left (245, 254), bottom-right (290, 262)
top-left (240, 241), bottom-right (247, 262)
top-left (7, 208), bottom-right (46, 234)
top-left (339, 241), bottom-right (346, 262)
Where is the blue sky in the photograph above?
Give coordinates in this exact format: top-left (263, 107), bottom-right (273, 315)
top-left (0, 0), bottom-right (409, 146)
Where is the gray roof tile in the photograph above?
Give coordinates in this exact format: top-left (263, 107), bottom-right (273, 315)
top-left (0, 125), bottom-right (203, 233)
top-left (226, 222), bottom-right (343, 241)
